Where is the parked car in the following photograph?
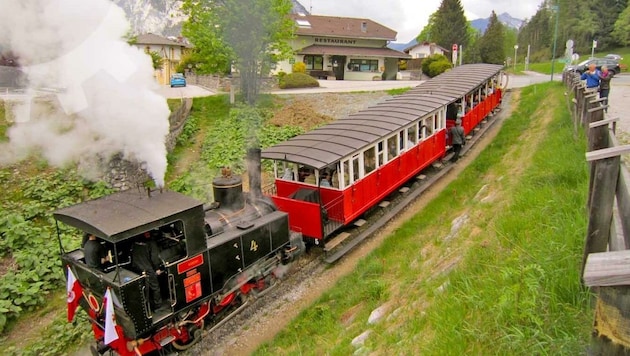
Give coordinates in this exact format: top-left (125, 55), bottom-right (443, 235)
top-left (565, 58), bottom-right (621, 75)
top-left (170, 73), bottom-right (186, 87)
top-left (605, 54), bottom-right (623, 61)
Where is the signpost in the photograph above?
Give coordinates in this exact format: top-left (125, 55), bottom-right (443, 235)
top-left (452, 44), bottom-right (458, 66)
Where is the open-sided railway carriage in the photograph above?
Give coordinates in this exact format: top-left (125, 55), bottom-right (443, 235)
top-left (261, 64), bottom-right (505, 246)
top-left (54, 152), bottom-right (302, 356)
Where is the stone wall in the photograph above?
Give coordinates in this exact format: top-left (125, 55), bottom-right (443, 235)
top-left (186, 74), bottom-right (278, 92)
top-left (103, 98), bottom-right (193, 190)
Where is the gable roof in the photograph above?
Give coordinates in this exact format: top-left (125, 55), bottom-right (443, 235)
top-left (292, 15), bottom-right (397, 41)
top-left (135, 33), bottom-right (192, 48)
top-left (404, 41), bottom-right (449, 54)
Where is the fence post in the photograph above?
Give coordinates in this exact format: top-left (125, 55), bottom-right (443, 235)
top-left (583, 155), bottom-right (621, 274)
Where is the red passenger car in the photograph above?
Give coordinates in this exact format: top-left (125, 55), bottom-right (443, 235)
top-left (262, 64), bottom-right (505, 246)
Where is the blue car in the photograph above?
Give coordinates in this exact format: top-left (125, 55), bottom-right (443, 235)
top-left (170, 73), bottom-right (186, 87)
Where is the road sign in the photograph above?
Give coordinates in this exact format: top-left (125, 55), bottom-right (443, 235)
top-left (452, 44), bottom-right (458, 51)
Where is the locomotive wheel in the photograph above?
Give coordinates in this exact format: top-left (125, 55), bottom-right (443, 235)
top-left (171, 323), bottom-right (203, 350)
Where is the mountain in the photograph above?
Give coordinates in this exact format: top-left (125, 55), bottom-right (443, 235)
top-left (113, 0), bottom-right (310, 37)
top-left (112, 0), bottom-right (186, 36)
top-left (470, 12), bottom-right (524, 33)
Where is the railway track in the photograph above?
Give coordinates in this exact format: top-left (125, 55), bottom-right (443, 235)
top-left (188, 94), bottom-right (511, 355)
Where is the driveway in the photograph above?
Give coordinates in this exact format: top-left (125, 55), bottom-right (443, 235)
top-left (153, 84), bottom-right (215, 99)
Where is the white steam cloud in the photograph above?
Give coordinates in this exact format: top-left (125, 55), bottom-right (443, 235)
top-left (0, 0), bottom-right (170, 187)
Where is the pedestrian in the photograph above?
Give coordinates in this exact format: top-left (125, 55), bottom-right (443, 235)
top-left (132, 231), bottom-right (165, 311)
top-left (450, 119), bottom-right (465, 163)
top-left (580, 63), bottom-right (601, 90)
top-left (599, 65), bottom-right (614, 112)
top-left (83, 233), bottom-right (111, 270)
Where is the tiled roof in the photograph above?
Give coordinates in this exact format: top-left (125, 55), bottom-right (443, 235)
top-left (293, 15), bottom-right (397, 41)
top-left (299, 45), bottom-right (410, 58)
top-left (135, 33), bottom-right (192, 48)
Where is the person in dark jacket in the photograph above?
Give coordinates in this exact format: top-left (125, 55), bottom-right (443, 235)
top-left (599, 65), bottom-right (614, 112)
top-left (132, 231), bottom-right (164, 310)
top-left (450, 119), bottom-right (465, 162)
top-left (83, 234), bottom-right (110, 269)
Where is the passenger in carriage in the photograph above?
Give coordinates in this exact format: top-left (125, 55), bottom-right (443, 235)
top-left (282, 167), bottom-right (293, 180)
top-left (298, 167), bottom-right (310, 182)
top-left (320, 171), bottom-right (332, 187)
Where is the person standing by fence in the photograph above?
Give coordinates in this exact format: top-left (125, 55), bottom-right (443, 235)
top-left (581, 63), bottom-right (601, 90)
top-left (599, 65), bottom-right (613, 112)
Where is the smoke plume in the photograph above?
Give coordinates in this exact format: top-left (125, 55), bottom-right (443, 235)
top-left (0, 0), bottom-right (170, 187)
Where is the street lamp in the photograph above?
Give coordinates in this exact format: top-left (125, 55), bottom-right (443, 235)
top-left (550, 3), bottom-right (559, 81)
top-left (514, 45), bottom-right (518, 70)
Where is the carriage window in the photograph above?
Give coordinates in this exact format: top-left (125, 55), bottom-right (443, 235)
top-left (364, 147), bottom-right (376, 175)
top-left (298, 165), bottom-right (315, 184)
top-left (341, 160), bottom-right (350, 187)
top-left (377, 141), bottom-right (385, 166)
top-left (434, 114), bottom-right (439, 131)
top-left (278, 162), bottom-right (295, 180)
top-left (352, 154), bottom-right (360, 181)
top-left (407, 126), bottom-right (417, 148)
top-left (399, 131), bottom-right (406, 151)
top-left (418, 121), bottom-right (425, 141)
top-left (424, 117), bottom-right (434, 137)
top-left (387, 135), bottom-right (398, 160)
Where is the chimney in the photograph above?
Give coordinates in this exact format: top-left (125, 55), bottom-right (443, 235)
top-left (247, 147), bottom-right (262, 200)
top-left (361, 21), bottom-right (367, 33)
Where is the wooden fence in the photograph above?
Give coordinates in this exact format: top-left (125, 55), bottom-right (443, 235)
top-left (563, 71), bottom-right (630, 354)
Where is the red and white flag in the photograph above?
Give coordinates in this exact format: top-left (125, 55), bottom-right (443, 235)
top-left (66, 266), bottom-right (83, 322)
top-left (103, 288), bottom-right (120, 345)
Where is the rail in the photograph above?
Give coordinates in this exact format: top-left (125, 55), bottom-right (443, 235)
top-left (564, 71), bottom-right (630, 353)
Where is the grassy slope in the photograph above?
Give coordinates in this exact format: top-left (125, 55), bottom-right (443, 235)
top-left (255, 83), bottom-right (592, 355)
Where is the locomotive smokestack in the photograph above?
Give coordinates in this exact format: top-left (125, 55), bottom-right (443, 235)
top-left (247, 147), bottom-right (262, 201)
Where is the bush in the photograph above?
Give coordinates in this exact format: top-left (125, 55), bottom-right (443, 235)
top-left (278, 72), bottom-right (320, 89)
top-left (422, 54), bottom-right (452, 77)
top-left (428, 60), bottom-right (453, 77)
top-left (292, 62), bottom-right (307, 73)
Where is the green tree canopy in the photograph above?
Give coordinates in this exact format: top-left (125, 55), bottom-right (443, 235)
top-left (478, 11), bottom-right (506, 64)
top-left (181, 0), bottom-right (294, 105)
top-left (432, 0), bottom-right (470, 51)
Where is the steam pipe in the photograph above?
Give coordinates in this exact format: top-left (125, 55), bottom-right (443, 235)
top-left (247, 147), bottom-right (262, 200)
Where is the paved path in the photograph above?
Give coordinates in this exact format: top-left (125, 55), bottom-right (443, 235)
top-left (153, 84), bottom-right (215, 99)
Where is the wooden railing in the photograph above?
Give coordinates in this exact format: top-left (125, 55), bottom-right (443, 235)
top-left (564, 71), bottom-right (630, 353)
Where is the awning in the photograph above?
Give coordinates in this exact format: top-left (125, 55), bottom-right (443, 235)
top-left (298, 45), bottom-right (411, 59)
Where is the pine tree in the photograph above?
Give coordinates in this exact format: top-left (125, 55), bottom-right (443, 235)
top-left (478, 11), bottom-right (506, 64)
top-left (432, 0), bottom-right (470, 50)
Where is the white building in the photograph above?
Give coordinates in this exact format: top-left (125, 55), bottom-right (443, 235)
top-left (404, 40), bottom-right (449, 59)
top-left (134, 33), bottom-right (192, 85)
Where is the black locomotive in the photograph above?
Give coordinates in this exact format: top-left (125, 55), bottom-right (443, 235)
top-left (55, 149), bottom-right (303, 355)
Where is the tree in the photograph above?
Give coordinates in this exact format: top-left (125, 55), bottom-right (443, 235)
top-left (181, 0), bottom-right (294, 105)
top-left (149, 51), bottom-right (163, 70)
top-left (478, 11), bottom-right (506, 64)
top-left (432, 0), bottom-right (470, 52)
top-left (417, 12), bottom-right (438, 43)
top-left (613, 3), bottom-right (630, 46)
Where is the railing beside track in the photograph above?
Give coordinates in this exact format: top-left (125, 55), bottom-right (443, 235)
top-left (564, 71), bottom-right (630, 353)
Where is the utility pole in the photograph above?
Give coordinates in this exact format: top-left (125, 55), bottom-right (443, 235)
top-left (513, 45), bottom-right (518, 70)
top-left (550, 3), bottom-right (559, 81)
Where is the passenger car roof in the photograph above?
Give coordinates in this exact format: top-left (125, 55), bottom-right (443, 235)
top-left (53, 189), bottom-right (202, 243)
top-left (262, 63), bottom-right (503, 170)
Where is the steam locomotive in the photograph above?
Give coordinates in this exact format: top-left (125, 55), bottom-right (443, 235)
top-left (54, 149), bottom-right (303, 356)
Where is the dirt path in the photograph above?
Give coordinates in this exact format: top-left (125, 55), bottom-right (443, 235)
top-left (191, 91), bottom-right (521, 355)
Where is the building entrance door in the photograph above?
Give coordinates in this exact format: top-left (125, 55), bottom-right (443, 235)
top-left (331, 56), bottom-right (346, 80)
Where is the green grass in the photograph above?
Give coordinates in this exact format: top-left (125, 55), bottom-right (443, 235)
top-left (255, 82), bottom-right (592, 355)
top-left (385, 87), bottom-right (413, 96)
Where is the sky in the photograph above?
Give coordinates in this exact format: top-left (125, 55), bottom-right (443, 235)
top-left (302, 0), bottom-right (543, 44)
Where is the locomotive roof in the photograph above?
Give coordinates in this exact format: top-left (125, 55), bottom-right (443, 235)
top-left (262, 63), bottom-right (503, 170)
top-left (53, 189), bottom-right (202, 243)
